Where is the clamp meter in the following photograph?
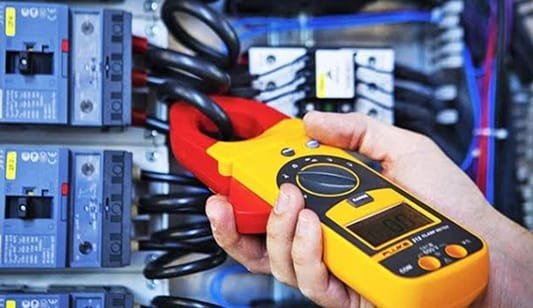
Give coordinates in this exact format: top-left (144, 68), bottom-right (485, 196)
top-left (169, 96), bottom-right (489, 308)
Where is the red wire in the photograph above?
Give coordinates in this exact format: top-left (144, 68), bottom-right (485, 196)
top-left (132, 69), bottom-right (148, 87)
top-left (132, 35), bottom-right (149, 53)
top-left (132, 108), bottom-right (147, 127)
top-left (476, 18), bottom-right (497, 193)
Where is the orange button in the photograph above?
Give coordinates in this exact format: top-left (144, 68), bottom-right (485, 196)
top-left (445, 244), bottom-right (468, 259)
top-left (418, 256), bottom-right (441, 271)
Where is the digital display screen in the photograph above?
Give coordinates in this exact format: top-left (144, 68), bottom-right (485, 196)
top-left (347, 203), bottom-right (432, 247)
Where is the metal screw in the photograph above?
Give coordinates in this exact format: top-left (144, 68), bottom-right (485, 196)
top-left (80, 100), bottom-right (94, 113)
top-left (266, 55), bottom-right (276, 64)
top-left (145, 254), bottom-right (158, 264)
top-left (144, 0), bottom-right (159, 12)
top-left (368, 56), bottom-right (376, 67)
top-left (145, 24), bottom-right (158, 37)
top-left (367, 108), bottom-right (378, 118)
top-left (144, 129), bottom-right (159, 139)
top-left (81, 162), bottom-right (95, 176)
top-left (146, 151), bottom-right (159, 162)
top-left (146, 279), bottom-right (159, 290)
top-left (266, 81), bottom-right (276, 90)
top-left (81, 21), bottom-right (94, 35)
top-left (341, 103), bottom-right (352, 113)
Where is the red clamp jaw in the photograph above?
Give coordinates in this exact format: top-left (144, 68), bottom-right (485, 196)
top-left (169, 96), bottom-right (288, 233)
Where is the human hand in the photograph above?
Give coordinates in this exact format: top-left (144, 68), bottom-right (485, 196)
top-left (205, 111), bottom-right (494, 307)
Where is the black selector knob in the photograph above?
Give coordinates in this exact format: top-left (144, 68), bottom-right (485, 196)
top-left (296, 164), bottom-right (358, 196)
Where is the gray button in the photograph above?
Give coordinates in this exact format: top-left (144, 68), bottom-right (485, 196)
top-left (306, 140), bottom-right (320, 149)
top-left (281, 147), bottom-right (295, 157)
top-left (348, 193), bottom-right (374, 207)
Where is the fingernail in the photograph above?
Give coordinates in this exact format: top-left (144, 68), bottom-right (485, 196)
top-left (274, 186), bottom-right (290, 214)
top-left (296, 214), bottom-right (309, 235)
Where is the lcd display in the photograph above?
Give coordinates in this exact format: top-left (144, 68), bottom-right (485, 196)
top-left (347, 203), bottom-right (432, 247)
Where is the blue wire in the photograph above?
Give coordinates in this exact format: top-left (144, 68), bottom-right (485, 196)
top-left (486, 64), bottom-right (496, 205)
top-left (236, 11), bottom-right (440, 41)
top-left (460, 48), bottom-right (481, 171)
top-left (209, 264), bottom-right (251, 308)
top-left (233, 11), bottom-right (437, 29)
top-left (231, 17), bottom-right (294, 29)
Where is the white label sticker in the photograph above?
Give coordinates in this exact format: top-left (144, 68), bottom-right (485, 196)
top-left (315, 50), bottom-right (355, 99)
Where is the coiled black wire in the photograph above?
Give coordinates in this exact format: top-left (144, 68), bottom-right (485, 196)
top-left (140, 221), bottom-right (226, 279)
top-left (140, 170), bottom-right (205, 187)
top-left (146, 47), bottom-right (231, 93)
top-left (138, 193), bottom-right (209, 215)
top-left (151, 79), bottom-right (233, 140)
top-left (139, 171), bottom-right (226, 306)
top-left (161, 0), bottom-right (240, 69)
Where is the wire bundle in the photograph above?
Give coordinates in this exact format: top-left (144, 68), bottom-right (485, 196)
top-left (132, 0), bottom-right (240, 141)
top-left (138, 170), bottom-right (226, 308)
top-left (469, 0), bottom-right (510, 205)
top-left (132, 1), bottom-right (243, 306)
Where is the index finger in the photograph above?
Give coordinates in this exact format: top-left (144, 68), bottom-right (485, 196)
top-left (206, 195), bottom-right (270, 274)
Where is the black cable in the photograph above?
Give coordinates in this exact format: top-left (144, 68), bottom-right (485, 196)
top-left (153, 79), bottom-right (233, 140)
top-left (140, 170), bottom-right (206, 187)
top-left (138, 193), bottom-right (209, 214)
top-left (152, 296), bottom-right (223, 308)
top-left (161, 0), bottom-right (240, 69)
top-left (147, 47), bottom-right (231, 93)
top-left (152, 67), bottom-right (216, 93)
top-left (254, 54), bottom-right (310, 78)
top-left (143, 245), bottom-right (226, 279)
top-left (152, 222), bottom-right (213, 242)
top-left (495, 0), bottom-right (506, 117)
top-left (394, 86), bottom-right (446, 111)
top-left (494, 0), bottom-right (522, 222)
top-left (394, 100), bottom-right (434, 120)
top-left (228, 64), bottom-right (255, 86)
top-left (145, 116), bottom-right (170, 133)
top-left (141, 220), bottom-right (227, 279)
top-left (262, 85), bottom-right (312, 103)
top-left (358, 80), bottom-right (392, 95)
top-left (395, 64), bottom-right (437, 86)
top-left (228, 87), bottom-right (261, 98)
top-left (140, 223), bottom-right (218, 254)
top-left (261, 71), bottom-right (309, 92)
top-left (139, 190), bottom-right (227, 280)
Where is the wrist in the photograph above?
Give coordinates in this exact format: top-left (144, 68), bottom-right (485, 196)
top-left (466, 204), bottom-right (533, 307)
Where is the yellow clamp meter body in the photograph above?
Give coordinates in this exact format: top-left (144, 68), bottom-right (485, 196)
top-left (169, 98), bottom-right (489, 308)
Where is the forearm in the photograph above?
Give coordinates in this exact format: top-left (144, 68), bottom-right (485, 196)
top-left (472, 206), bottom-right (533, 307)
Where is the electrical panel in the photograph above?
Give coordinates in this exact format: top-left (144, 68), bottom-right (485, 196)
top-left (0, 2), bottom-right (131, 126)
top-left (0, 0), bottom-right (531, 307)
top-left (0, 146), bottom-right (132, 269)
top-left (0, 286), bottom-right (133, 308)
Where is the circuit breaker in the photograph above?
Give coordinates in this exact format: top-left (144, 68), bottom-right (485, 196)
top-left (0, 2), bottom-right (131, 126)
top-left (0, 146), bottom-right (132, 269)
top-left (0, 286), bottom-right (133, 308)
